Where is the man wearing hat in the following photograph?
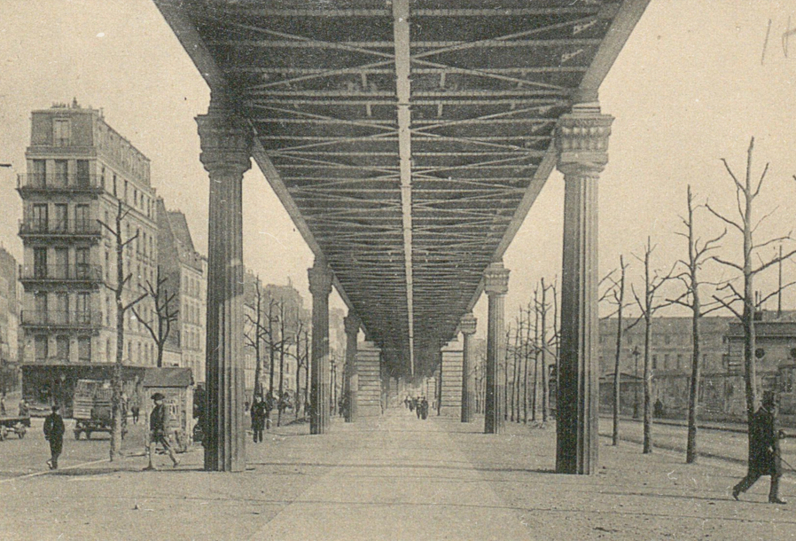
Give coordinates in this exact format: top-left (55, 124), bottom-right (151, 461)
top-left (43, 404), bottom-right (65, 470)
top-left (149, 392), bottom-right (180, 468)
top-left (733, 391), bottom-right (786, 504)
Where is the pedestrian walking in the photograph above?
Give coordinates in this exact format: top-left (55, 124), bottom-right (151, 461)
top-left (0, 393), bottom-right (6, 416)
top-left (131, 403), bottom-right (140, 425)
top-left (43, 404), bottom-right (65, 470)
top-left (733, 391), bottom-right (787, 504)
top-left (250, 395), bottom-right (266, 443)
top-left (149, 393), bottom-right (180, 469)
top-left (420, 397), bottom-right (429, 420)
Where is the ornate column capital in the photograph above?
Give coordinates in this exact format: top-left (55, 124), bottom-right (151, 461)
top-left (196, 105), bottom-right (253, 177)
top-left (308, 260), bottom-right (334, 298)
top-left (555, 103), bottom-right (614, 178)
top-left (344, 313), bottom-right (361, 336)
top-left (460, 313), bottom-right (477, 335)
top-left (483, 262), bottom-right (509, 296)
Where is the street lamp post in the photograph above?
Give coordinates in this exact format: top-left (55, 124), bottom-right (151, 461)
top-left (632, 346), bottom-right (640, 419)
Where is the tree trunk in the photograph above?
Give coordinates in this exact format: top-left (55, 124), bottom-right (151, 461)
top-left (643, 244), bottom-right (653, 454)
top-left (540, 281), bottom-right (549, 424)
top-left (612, 258), bottom-right (626, 446)
top-left (110, 209), bottom-right (125, 461)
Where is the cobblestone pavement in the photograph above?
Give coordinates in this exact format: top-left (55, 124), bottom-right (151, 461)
top-left (1, 409), bottom-right (796, 540)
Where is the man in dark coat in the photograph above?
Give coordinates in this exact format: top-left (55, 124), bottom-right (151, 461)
top-left (250, 395), bottom-right (266, 443)
top-left (43, 404), bottom-right (65, 470)
top-left (733, 392), bottom-right (786, 504)
top-left (149, 393), bottom-right (180, 468)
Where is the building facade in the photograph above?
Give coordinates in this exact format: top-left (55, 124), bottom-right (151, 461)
top-left (18, 101), bottom-right (158, 372)
top-left (243, 273), bottom-right (310, 403)
top-left (0, 247), bottom-right (20, 394)
top-left (155, 199), bottom-right (207, 383)
top-left (598, 316), bottom-right (732, 418)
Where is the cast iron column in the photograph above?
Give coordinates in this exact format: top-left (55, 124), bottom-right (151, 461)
top-left (343, 313), bottom-right (360, 422)
top-left (197, 103), bottom-right (252, 472)
top-left (555, 100), bottom-right (613, 475)
top-left (309, 260), bottom-right (333, 434)
top-left (483, 262), bottom-right (510, 434)
top-left (460, 313), bottom-right (477, 423)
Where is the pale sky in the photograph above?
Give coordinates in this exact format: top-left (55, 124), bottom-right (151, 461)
top-left (2, 1), bottom-right (796, 340)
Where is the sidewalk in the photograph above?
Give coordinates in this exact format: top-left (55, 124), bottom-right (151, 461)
top-left (1, 409), bottom-right (795, 540)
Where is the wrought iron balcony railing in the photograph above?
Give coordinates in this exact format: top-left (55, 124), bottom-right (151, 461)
top-left (17, 173), bottom-right (103, 193)
top-left (19, 219), bottom-right (102, 237)
top-left (20, 264), bottom-right (102, 282)
top-left (21, 310), bottom-right (99, 328)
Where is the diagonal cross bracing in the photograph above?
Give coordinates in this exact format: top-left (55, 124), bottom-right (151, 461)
top-left (393, 0), bottom-right (415, 376)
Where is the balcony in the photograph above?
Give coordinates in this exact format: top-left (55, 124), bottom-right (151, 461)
top-left (20, 264), bottom-right (102, 287)
top-left (19, 219), bottom-right (102, 240)
top-left (17, 174), bottom-right (103, 195)
top-left (21, 310), bottom-right (100, 331)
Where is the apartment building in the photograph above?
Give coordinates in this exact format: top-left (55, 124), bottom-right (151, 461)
top-left (156, 198), bottom-right (207, 382)
top-left (18, 101), bottom-right (158, 368)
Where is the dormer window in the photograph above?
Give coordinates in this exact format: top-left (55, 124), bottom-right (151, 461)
top-left (53, 118), bottom-right (71, 147)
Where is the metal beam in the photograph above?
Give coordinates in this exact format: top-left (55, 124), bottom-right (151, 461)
top-left (393, 0), bottom-right (414, 375)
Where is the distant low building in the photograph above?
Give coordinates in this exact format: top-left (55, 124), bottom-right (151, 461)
top-left (598, 316), bottom-right (733, 420)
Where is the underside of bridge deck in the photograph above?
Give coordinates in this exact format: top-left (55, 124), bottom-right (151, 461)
top-left (155, 0), bottom-right (647, 379)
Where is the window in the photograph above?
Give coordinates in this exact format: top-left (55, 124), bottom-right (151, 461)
top-left (113, 173), bottom-right (117, 196)
top-left (77, 160), bottom-right (90, 187)
top-left (53, 204), bottom-right (68, 232)
top-left (32, 159), bottom-right (46, 187)
top-left (676, 354), bottom-right (682, 371)
top-left (101, 166), bottom-right (106, 191)
top-left (76, 292), bottom-right (89, 318)
top-left (664, 335), bottom-right (671, 345)
top-left (75, 204), bottom-right (90, 232)
top-left (54, 247), bottom-right (68, 279)
top-left (54, 159), bottom-right (68, 186)
top-left (56, 336), bottom-right (70, 362)
top-left (652, 354), bottom-right (658, 370)
top-left (78, 337), bottom-right (91, 362)
top-left (53, 118), bottom-right (71, 146)
top-left (664, 354), bottom-right (670, 370)
top-left (76, 247), bottom-right (90, 278)
top-left (35, 336), bottom-right (49, 362)
top-left (55, 293), bottom-right (69, 324)
top-left (35, 292), bottom-right (48, 316)
top-left (124, 180), bottom-right (128, 203)
top-left (33, 247), bottom-right (47, 278)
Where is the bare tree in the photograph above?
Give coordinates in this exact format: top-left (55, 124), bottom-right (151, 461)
top-left (706, 137), bottom-right (796, 461)
top-left (132, 267), bottom-right (178, 368)
top-left (632, 237), bottom-right (676, 454)
top-left (667, 186), bottom-right (726, 463)
top-left (288, 318), bottom-right (306, 419)
top-left (244, 277), bottom-right (267, 399)
top-left (98, 200), bottom-right (146, 461)
top-left (601, 256), bottom-right (638, 446)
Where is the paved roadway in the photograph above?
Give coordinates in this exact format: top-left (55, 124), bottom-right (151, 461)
top-left (1, 409), bottom-right (796, 540)
top-left (0, 417), bottom-right (148, 482)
